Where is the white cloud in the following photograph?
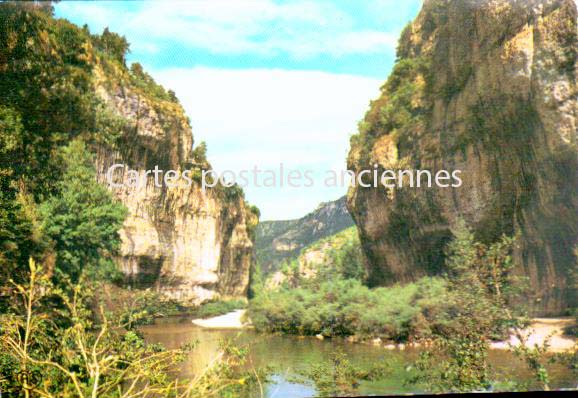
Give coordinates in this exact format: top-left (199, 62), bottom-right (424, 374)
top-left (53, 1), bottom-right (405, 219)
top-left (151, 67), bottom-right (381, 219)
top-left (57, 0), bottom-right (401, 58)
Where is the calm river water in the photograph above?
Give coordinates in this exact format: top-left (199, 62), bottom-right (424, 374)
top-left (140, 317), bottom-right (576, 397)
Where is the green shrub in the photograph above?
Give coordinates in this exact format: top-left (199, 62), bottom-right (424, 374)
top-left (129, 62), bottom-right (177, 102)
top-left (249, 277), bottom-right (449, 341)
top-left (194, 299), bottom-right (247, 319)
top-left (40, 140), bottom-right (127, 282)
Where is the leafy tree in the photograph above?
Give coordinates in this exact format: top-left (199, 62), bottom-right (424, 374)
top-left (0, 106), bottom-right (40, 286)
top-left (407, 220), bottom-right (557, 392)
top-left (40, 140), bottom-right (127, 281)
top-left (0, 106), bottom-right (25, 267)
top-left (248, 261), bottom-right (265, 299)
top-left (92, 27), bottom-right (129, 64)
top-left (443, 220), bottom-right (521, 336)
top-left (192, 141), bottom-right (208, 164)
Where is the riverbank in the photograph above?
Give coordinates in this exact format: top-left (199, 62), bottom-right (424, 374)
top-left (192, 309), bottom-right (249, 329)
top-left (140, 316), bottom-right (578, 396)
top-left (491, 318), bottom-right (576, 353)
top-left (192, 310), bottom-right (576, 354)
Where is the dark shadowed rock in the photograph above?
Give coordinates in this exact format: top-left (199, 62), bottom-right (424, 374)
top-left (347, 0), bottom-right (577, 315)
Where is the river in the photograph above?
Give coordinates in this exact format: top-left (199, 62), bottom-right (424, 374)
top-left (141, 316), bottom-right (576, 397)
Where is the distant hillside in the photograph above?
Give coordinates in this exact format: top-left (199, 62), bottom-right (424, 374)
top-left (264, 226), bottom-right (365, 289)
top-left (256, 196), bottom-right (354, 273)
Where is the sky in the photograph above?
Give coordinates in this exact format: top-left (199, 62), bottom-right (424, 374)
top-left (55, 0), bottom-right (422, 220)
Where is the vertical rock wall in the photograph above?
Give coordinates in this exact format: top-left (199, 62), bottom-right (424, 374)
top-left (347, 0), bottom-right (577, 315)
top-left (94, 69), bottom-right (256, 304)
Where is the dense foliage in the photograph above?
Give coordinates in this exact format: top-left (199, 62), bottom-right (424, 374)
top-left (0, 2), bottom-right (132, 285)
top-left (249, 277), bottom-right (449, 340)
top-left (0, 260), bottom-right (266, 397)
top-left (0, 106), bottom-right (39, 287)
top-left (40, 140), bottom-right (127, 282)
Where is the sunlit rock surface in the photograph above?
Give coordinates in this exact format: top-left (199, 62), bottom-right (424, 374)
top-left (93, 69), bottom-right (257, 304)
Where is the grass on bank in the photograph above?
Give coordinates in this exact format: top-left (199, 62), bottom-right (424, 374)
top-left (194, 299), bottom-right (247, 319)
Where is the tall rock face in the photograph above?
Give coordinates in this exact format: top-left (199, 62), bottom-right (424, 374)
top-left (347, 0), bottom-right (577, 315)
top-left (93, 63), bottom-right (257, 305)
top-left (0, 3), bottom-right (257, 304)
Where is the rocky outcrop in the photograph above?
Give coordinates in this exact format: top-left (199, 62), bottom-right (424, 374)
top-left (93, 66), bottom-right (257, 304)
top-left (256, 196), bottom-right (354, 273)
top-left (347, 0), bottom-right (577, 315)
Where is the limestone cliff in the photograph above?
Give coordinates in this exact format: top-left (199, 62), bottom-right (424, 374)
top-left (92, 61), bottom-right (257, 304)
top-left (0, 3), bottom-right (257, 304)
top-left (347, 0), bottom-right (577, 315)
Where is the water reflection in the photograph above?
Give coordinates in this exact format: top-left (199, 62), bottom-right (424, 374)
top-left (140, 317), bottom-right (575, 397)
